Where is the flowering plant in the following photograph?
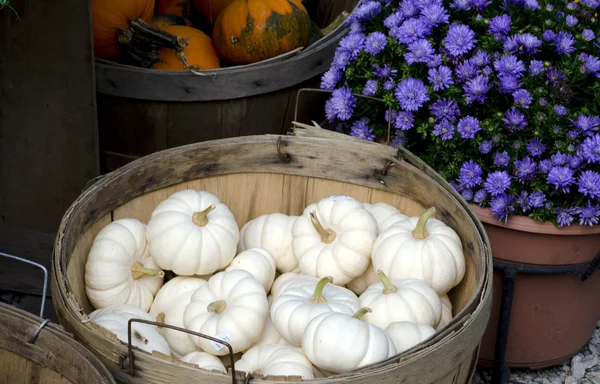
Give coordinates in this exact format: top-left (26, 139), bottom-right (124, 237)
top-left (321, 0), bottom-right (600, 227)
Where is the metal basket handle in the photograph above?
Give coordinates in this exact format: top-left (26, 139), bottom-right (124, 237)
top-left (126, 318), bottom-right (239, 384)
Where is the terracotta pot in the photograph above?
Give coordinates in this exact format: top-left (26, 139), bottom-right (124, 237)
top-left (471, 205), bottom-right (600, 369)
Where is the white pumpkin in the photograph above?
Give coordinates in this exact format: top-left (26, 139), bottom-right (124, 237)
top-left (358, 270), bottom-right (442, 329)
top-left (346, 263), bottom-right (378, 295)
top-left (85, 218), bottom-right (164, 311)
top-left (292, 196), bottom-right (378, 285)
top-left (372, 207), bottom-right (466, 294)
top-left (89, 304), bottom-right (170, 355)
top-left (236, 344), bottom-right (315, 379)
top-left (301, 308), bottom-right (396, 374)
top-left (148, 276), bottom-right (207, 355)
top-left (270, 276), bottom-right (360, 347)
top-left (269, 273), bottom-right (320, 299)
top-left (238, 213), bottom-right (299, 273)
top-left (146, 189), bottom-right (240, 276)
top-left (437, 294), bottom-right (453, 331)
top-left (385, 321), bottom-right (436, 354)
top-left (183, 269), bottom-right (269, 355)
top-left (363, 202), bottom-right (409, 233)
top-left (225, 248), bottom-right (276, 292)
top-left (245, 315), bottom-right (289, 351)
top-left (180, 351), bottom-right (227, 373)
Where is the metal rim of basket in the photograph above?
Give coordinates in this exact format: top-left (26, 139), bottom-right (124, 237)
top-left (0, 251), bottom-right (51, 344)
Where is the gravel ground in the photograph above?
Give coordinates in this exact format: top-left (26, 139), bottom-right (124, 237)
top-left (473, 320), bottom-right (600, 384)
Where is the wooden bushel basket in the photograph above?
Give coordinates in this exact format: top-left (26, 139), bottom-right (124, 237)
top-left (51, 125), bottom-right (493, 383)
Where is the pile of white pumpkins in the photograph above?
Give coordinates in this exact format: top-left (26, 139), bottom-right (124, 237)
top-left (84, 189), bottom-right (466, 379)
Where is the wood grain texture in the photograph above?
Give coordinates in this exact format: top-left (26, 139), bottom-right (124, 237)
top-left (51, 134), bottom-right (493, 383)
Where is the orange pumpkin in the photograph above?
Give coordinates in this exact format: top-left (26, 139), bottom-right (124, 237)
top-left (192, 0), bottom-right (236, 24)
top-left (156, 0), bottom-right (188, 16)
top-left (92, 0), bottom-right (155, 59)
top-left (151, 14), bottom-right (187, 28)
top-left (153, 26), bottom-right (221, 70)
top-left (212, 0), bottom-right (311, 65)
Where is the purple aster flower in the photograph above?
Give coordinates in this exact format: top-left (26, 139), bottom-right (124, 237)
top-left (384, 11), bottom-right (404, 29)
top-left (458, 160), bottom-right (484, 188)
top-left (347, 19), bottom-right (365, 34)
top-left (400, 0), bottom-right (420, 18)
top-left (350, 118), bottom-right (376, 141)
top-left (432, 119), bottom-right (455, 140)
top-left (547, 166), bottom-right (575, 192)
top-left (513, 89), bottom-right (532, 108)
top-left (350, 1), bottom-right (382, 22)
top-left (490, 194), bottom-right (515, 222)
top-left (469, 0), bottom-right (491, 12)
top-left (325, 87), bottom-right (357, 122)
top-left (332, 49), bottom-right (351, 69)
top-left (582, 29), bottom-right (595, 42)
top-left (450, 0), bottom-right (471, 11)
top-left (430, 98), bottom-right (461, 122)
top-left (542, 30), bottom-right (556, 41)
top-left (444, 23), bottom-right (477, 57)
top-left (391, 134), bottom-right (406, 148)
top-left (480, 141), bottom-right (492, 154)
top-left (515, 191), bottom-right (530, 212)
top-left (405, 39), bottom-right (435, 64)
top-left (528, 191), bottom-right (546, 208)
top-left (546, 66), bottom-right (567, 84)
top-left (539, 159), bottom-right (552, 173)
top-left (395, 78), bottom-right (430, 111)
top-left (338, 33), bottom-right (366, 59)
top-left (364, 32), bottom-right (388, 55)
top-left (555, 207), bottom-right (577, 227)
top-left (489, 14), bottom-right (511, 38)
top-left (474, 189), bottom-right (487, 204)
top-left (504, 33), bottom-right (542, 55)
top-left (456, 116), bottom-right (481, 139)
top-left (529, 60), bottom-right (544, 75)
top-left (551, 151), bottom-right (568, 166)
top-left (502, 107), bottom-right (528, 131)
top-left (383, 79), bottom-right (395, 91)
top-left (568, 130), bottom-right (579, 140)
top-left (373, 63), bottom-right (397, 79)
top-left (577, 201), bottom-right (600, 226)
top-left (471, 51), bottom-right (491, 67)
top-left (394, 111), bottom-right (415, 131)
top-left (498, 74), bottom-right (522, 94)
top-left (321, 68), bottom-right (342, 90)
top-left (577, 171), bottom-right (600, 198)
top-left (394, 17), bottom-right (431, 45)
top-left (545, 4), bottom-right (554, 10)
top-left (460, 188), bottom-right (474, 201)
top-left (566, 15), bottom-right (578, 26)
top-left (579, 53), bottom-right (600, 76)
top-left (492, 135), bottom-right (500, 143)
top-left (513, 141), bottom-right (522, 150)
top-left (514, 156), bottom-right (537, 182)
top-left (581, 0), bottom-right (600, 6)
top-left (494, 151), bottom-right (510, 167)
top-left (464, 75), bottom-right (491, 104)
top-left (554, 105), bottom-right (568, 116)
top-left (426, 54), bottom-right (443, 67)
top-left (494, 55), bottom-right (526, 77)
top-left (554, 31), bottom-right (577, 55)
top-left (454, 60), bottom-right (479, 82)
top-left (362, 80), bottom-right (378, 96)
top-left (539, 98), bottom-right (548, 106)
top-left (523, 0), bottom-right (540, 10)
top-left (581, 134), bottom-right (600, 163)
top-left (526, 138), bottom-right (545, 157)
top-left (571, 115), bottom-right (600, 135)
top-left (428, 65), bottom-right (454, 91)
top-left (420, 4), bottom-right (449, 25)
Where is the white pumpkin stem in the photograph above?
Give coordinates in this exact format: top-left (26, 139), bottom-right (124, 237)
top-left (309, 211), bottom-right (337, 244)
top-left (376, 269), bottom-right (398, 294)
top-left (131, 262), bottom-right (165, 280)
top-left (156, 312), bottom-right (166, 324)
top-left (412, 207), bottom-right (436, 240)
top-left (353, 307), bottom-right (373, 320)
top-left (308, 276), bottom-right (333, 304)
top-left (207, 300), bottom-right (228, 314)
top-left (192, 204), bottom-right (216, 227)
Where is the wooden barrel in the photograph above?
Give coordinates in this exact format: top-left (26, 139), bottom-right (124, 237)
top-left (0, 302), bottom-right (116, 384)
top-left (51, 129), bottom-right (493, 383)
top-left (96, 0), bottom-right (358, 173)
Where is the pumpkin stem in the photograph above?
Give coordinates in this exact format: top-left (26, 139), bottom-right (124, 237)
top-left (309, 211), bottom-right (336, 244)
top-left (308, 276), bottom-right (333, 304)
top-left (156, 312), bottom-right (166, 324)
top-left (320, 11), bottom-right (350, 36)
top-left (353, 307), bottom-right (373, 320)
top-left (207, 300), bottom-right (228, 315)
top-left (131, 262), bottom-right (165, 280)
top-left (192, 205), bottom-right (216, 227)
top-left (376, 269), bottom-right (398, 294)
top-left (412, 207), bottom-right (436, 240)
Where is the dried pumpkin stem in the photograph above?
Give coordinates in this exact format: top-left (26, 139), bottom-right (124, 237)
top-left (412, 207), bottom-right (436, 240)
top-left (156, 312), bottom-right (166, 324)
top-left (308, 276), bottom-right (333, 304)
top-left (376, 269), bottom-right (398, 294)
top-left (192, 205), bottom-right (216, 227)
top-left (353, 307), bottom-right (373, 320)
top-left (309, 211), bottom-right (336, 244)
top-left (207, 300), bottom-right (228, 314)
top-left (131, 262), bottom-right (165, 280)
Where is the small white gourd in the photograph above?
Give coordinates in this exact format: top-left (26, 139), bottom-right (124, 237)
top-left (269, 273), bottom-right (320, 299)
top-left (301, 307), bottom-right (396, 374)
top-left (372, 207), bottom-right (466, 294)
top-left (146, 189), bottom-right (240, 276)
top-left (437, 294), bottom-right (454, 331)
top-left (270, 276), bottom-right (360, 346)
top-left (85, 218), bottom-right (164, 311)
top-left (292, 196), bottom-right (378, 285)
top-left (346, 263), bottom-right (378, 295)
top-left (225, 248), bottom-right (276, 292)
top-left (385, 321), bottom-right (436, 353)
top-left (183, 269), bottom-right (269, 355)
top-left (238, 213), bottom-right (299, 273)
top-left (236, 344), bottom-right (315, 380)
top-left (358, 270), bottom-right (442, 329)
top-left (363, 202), bottom-right (409, 233)
top-left (148, 276), bottom-right (207, 355)
top-left (245, 315), bottom-right (289, 351)
top-left (180, 351), bottom-right (227, 373)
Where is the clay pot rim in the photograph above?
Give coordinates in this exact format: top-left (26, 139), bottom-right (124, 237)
top-left (469, 204), bottom-right (600, 236)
